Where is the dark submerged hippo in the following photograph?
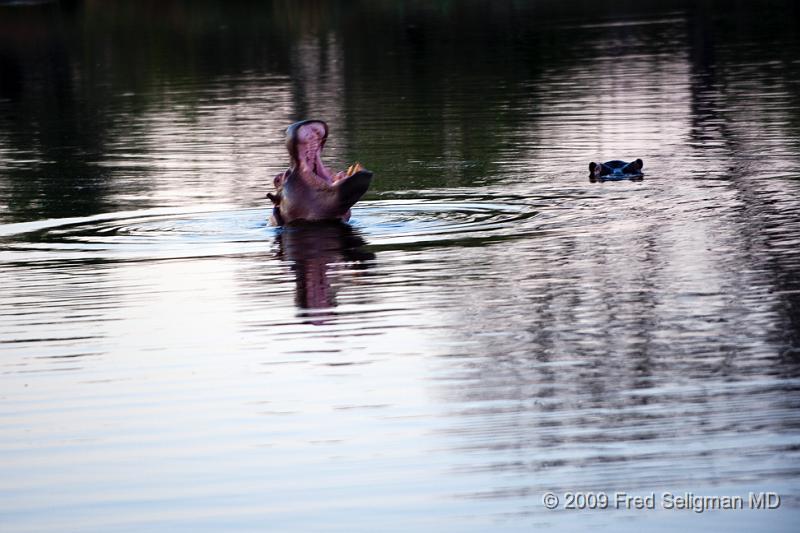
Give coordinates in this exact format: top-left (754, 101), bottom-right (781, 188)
top-left (268, 120), bottom-right (373, 225)
top-left (589, 159), bottom-right (644, 181)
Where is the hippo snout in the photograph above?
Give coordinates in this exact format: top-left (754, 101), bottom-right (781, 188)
top-left (589, 158), bottom-right (644, 181)
top-left (336, 170), bottom-right (372, 213)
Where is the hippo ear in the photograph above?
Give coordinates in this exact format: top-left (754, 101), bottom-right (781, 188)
top-left (274, 170), bottom-right (287, 188)
top-left (622, 159), bottom-right (643, 174)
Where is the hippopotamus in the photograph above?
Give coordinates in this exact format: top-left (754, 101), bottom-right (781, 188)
top-left (268, 120), bottom-right (373, 225)
top-left (589, 159), bottom-right (644, 181)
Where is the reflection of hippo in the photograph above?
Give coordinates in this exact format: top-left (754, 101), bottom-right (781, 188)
top-left (589, 159), bottom-right (644, 181)
top-left (268, 120), bottom-right (373, 225)
top-left (276, 221), bottom-right (374, 323)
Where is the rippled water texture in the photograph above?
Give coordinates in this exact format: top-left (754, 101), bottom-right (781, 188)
top-left (1, 1), bottom-right (800, 531)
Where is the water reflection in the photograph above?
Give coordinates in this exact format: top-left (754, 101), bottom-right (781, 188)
top-left (276, 222), bottom-right (374, 322)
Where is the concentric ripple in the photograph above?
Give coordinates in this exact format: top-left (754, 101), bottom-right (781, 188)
top-left (0, 199), bottom-right (537, 262)
top-left (355, 199), bottom-right (535, 245)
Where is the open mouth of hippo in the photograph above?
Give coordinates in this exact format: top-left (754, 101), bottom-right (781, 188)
top-left (271, 120), bottom-right (373, 224)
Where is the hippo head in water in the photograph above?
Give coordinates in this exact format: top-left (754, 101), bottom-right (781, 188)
top-left (268, 120), bottom-right (373, 225)
top-left (589, 159), bottom-right (644, 181)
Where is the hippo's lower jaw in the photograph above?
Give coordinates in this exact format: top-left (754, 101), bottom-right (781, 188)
top-left (269, 120), bottom-right (373, 225)
top-left (271, 168), bottom-right (373, 225)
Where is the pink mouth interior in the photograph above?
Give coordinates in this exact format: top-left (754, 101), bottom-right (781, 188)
top-left (296, 122), bottom-right (334, 182)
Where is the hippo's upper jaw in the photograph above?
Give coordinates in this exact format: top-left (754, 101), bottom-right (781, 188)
top-left (268, 120), bottom-right (373, 225)
top-left (589, 158), bottom-right (644, 181)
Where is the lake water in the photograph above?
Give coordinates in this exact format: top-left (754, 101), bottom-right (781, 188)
top-left (1, 1), bottom-right (800, 531)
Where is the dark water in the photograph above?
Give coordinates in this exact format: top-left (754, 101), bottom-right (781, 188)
top-left (2, 1), bottom-right (800, 531)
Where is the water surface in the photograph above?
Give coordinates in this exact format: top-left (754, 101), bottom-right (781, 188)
top-left (1, 1), bottom-right (800, 531)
